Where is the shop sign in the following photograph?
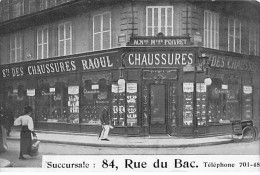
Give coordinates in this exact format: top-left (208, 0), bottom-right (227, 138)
top-left (0, 51), bottom-right (119, 79)
top-left (126, 52), bottom-right (194, 67)
top-left (183, 83), bottom-right (194, 92)
top-left (243, 86), bottom-right (252, 94)
top-left (128, 36), bottom-right (190, 46)
top-left (205, 53), bottom-right (260, 72)
top-left (27, 89), bottom-right (35, 96)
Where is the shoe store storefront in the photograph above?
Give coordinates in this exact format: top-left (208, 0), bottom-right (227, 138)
top-left (0, 38), bottom-right (259, 137)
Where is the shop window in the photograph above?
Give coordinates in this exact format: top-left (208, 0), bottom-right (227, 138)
top-left (204, 10), bottom-right (219, 49)
top-left (37, 27), bottom-right (49, 59)
top-left (93, 12), bottom-right (111, 51)
top-left (146, 6), bottom-right (173, 36)
top-left (10, 33), bottom-right (22, 63)
top-left (242, 78), bottom-right (253, 119)
top-left (37, 82), bottom-right (67, 122)
top-left (208, 76), bottom-right (240, 124)
top-left (183, 83), bottom-right (194, 126)
top-left (111, 83), bottom-right (126, 126)
top-left (58, 22), bottom-right (72, 56)
top-left (81, 78), bottom-right (110, 125)
top-left (68, 85), bottom-right (79, 123)
top-left (228, 18), bottom-right (241, 53)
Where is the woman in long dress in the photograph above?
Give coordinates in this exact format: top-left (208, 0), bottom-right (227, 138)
top-left (14, 106), bottom-right (36, 160)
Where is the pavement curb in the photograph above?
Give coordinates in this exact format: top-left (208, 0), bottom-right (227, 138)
top-left (7, 137), bottom-right (234, 148)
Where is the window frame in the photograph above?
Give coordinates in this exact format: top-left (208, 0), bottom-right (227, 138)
top-left (12, 0), bottom-right (24, 18)
top-left (228, 18), bottom-right (241, 53)
top-left (37, 27), bottom-right (49, 59)
top-left (93, 12), bottom-right (111, 51)
top-left (58, 21), bottom-right (72, 56)
top-left (10, 33), bottom-right (22, 63)
top-left (39, 0), bottom-right (49, 10)
top-left (204, 10), bottom-right (219, 49)
top-left (146, 6), bottom-right (174, 36)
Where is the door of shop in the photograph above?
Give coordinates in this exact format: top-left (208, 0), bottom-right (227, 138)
top-left (150, 84), bottom-right (167, 133)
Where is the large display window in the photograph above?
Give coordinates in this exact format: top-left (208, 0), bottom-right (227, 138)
top-left (37, 82), bottom-right (67, 122)
top-left (208, 75), bottom-right (240, 124)
top-left (81, 73), bottom-right (110, 125)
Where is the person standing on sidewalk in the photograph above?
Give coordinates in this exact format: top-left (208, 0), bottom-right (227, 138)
top-left (0, 105), bottom-right (8, 153)
top-left (14, 106), bottom-right (36, 160)
top-left (99, 106), bottom-right (111, 141)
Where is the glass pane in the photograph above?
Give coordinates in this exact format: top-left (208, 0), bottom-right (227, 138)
top-left (43, 28), bottom-right (48, 43)
top-left (167, 8), bottom-right (172, 26)
top-left (17, 48), bottom-right (21, 62)
top-left (65, 23), bottom-right (71, 39)
top-left (103, 32), bottom-right (110, 49)
top-left (94, 15), bottom-right (101, 33)
top-left (154, 27), bottom-right (158, 36)
top-left (38, 45), bottom-right (42, 59)
top-left (229, 36), bottom-right (234, 52)
top-left (59, 41), bottom-right (64, 56)
top-left (167, 27), bottom-right (172, 36)
top-left (229, 19), bottom-right (234, 35)
top-left (11, 50), bottom-right (15, 63)
top-left (235, 20), bottom-right (240, 37)
top-left (148, 27), bottom-right (152, 36)
top-left (66, 39), bottom-right (71, 55)
top-left (150, 85), bottom-right (165, 124)
top-left (148, 8), bottom-right (153, 26)
top-left (16, 35), bottom-right (21, 47)
top-left (103, 13), bottom-right (110, 31)
top-left (10, 36), bottom-right (15, 49)
top-left (94, 33), bottom-right (101, 50)
top-left (154, 8), bottom-right (158, 27)
top-left (43, 44), bottom-right (48, 58)
top-left (59, 25), bottom-right (64, 40)
top-left (161, 8), bottom-right (165, 27)
top-left (235, 38), bottom-right (240, 52)
top-left (37, 29), bottom-right (43, 44)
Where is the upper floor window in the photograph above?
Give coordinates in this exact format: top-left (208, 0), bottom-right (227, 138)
top-left (37, 27), bottom-right (49, 59)
top-left (249, 23), bottom-right (258, 56)
top-left (12, 0), bottom-right (24, 18)
top-left (39, 0), bottom-right (48, 10)
top-left (28, 0), bottom-right (36, 13)
top-left (10, 33), bottom-right (22, 63)
top-left (204, 10), bottom-right (219, 49)
top-left (228, 18), bottom-right (241, 53)
top-left (58, 22), bottom-right (72, 56)
top-left (93, 12), bottom-right (111, 51)
top-left (146, 6), bottom-right (173, 36)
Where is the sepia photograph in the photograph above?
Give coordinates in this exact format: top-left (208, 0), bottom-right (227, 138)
top-left (0, 0), bottom-right (259, 172)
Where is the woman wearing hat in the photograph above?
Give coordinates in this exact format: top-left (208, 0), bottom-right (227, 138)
top-left (14, 106), bottom-right (36, 160)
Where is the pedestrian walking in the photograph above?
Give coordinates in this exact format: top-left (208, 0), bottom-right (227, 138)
top-left (3, 103), bottom-right (14, 137)
top-left (14, 106), bottom-right (36, 160)
top-left (99, 106), bottom-right (111, 141)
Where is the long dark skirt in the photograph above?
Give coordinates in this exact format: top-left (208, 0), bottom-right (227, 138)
top-left (20, 126), bottom-right (32, 155)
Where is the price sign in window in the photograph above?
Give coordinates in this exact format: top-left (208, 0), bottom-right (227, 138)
top-left (68, 86), bottom-right (79, 123)
top-left (126, 83), bottom-right (138, 126)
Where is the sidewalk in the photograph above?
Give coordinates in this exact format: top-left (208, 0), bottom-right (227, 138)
top-left (6, 128), bottom-right (233, 148)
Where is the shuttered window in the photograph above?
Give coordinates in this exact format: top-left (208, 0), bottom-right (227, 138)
top-left (93, 12), bottom-right (111, 51)
top-left (146, 6), bottom-right (173, 36)
top-left (204, 11), bottom-right (219, 49)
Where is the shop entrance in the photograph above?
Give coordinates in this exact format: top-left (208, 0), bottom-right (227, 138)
top-left (150, 84), bottom-right (167, 133)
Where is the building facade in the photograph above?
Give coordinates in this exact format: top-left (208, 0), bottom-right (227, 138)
top-left (0, 0), bottom-right (259, 136)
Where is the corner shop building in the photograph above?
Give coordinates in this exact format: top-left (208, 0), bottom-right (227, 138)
top-left (0, 43), bottom-right (260, 137)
